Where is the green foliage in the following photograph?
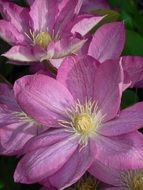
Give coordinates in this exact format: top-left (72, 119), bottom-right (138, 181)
top-left (121, 89), bottom-right (138, 109)
top-left (123, 30), bottom-right (143, 56)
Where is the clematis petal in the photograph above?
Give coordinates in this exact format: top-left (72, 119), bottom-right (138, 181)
top-left (81, 0), bottom-right (110, 12)
top-left (0, 120), bottom-right (39, 156)
top-left (99, 102), bottom-right (143, 136)
top-left (71, 15), bottom-right (105, 36)
top-left (121, 56), bottom-right (143, 87)
top-left (54, 0), bottom-right (82, 37)
top-left (29, 0), bottom-right (58, 33)
top-left (27, 0), bottom-right (34, 5)
top-left (45, 37), bottom-right (86, 61)
top-left (42, 140), bottom-right (96, 189)
top-left (0, 20), bottom-right (26, 45)
top-left (0, 1), bottom-right (30, 33)
top-left (3, 45), bottom-right (44, 62)
top-left (89, 160), bottom-right (122, 187)
top-left (22, 129), bottom-right (71, 153)
top-left (57, 55), bottom-right (100, 103)
top-left (14, 74), bottom-right (74, 127)
top-left (88, 22), bottom-right (125, 62)
top-left (93, 60), bottom-right (123, 121)
top-left (14, 136), bottom-right (78, 183)
top-left (95, 132), bottom-right (143, 170)
top-left (0, 83), bottom-right (19, 111)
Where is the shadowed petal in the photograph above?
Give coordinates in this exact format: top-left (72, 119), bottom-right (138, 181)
top-left (0, 1), bottom-right (30, 33)
top-left (88, 22), bottom-right (125, 62)
top-left (81, 0), bottom-right (110, 12)
top-left (0, 83), bottom-right (19, 111)
top-left (0, 121), bottom-right (39, 156)
top-left (14, 74), bottom-right (74, 127)
top-left (0, 20), bottom-right (26, 45)
top-left (121, 56), bottom-right (143, 87)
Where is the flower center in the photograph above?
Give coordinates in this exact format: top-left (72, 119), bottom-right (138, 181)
top-left (59, 100), bottom-right (103, 146)
top-left (74, 113), bottom-right (94, 135)
top-left (33, 32), bottom-right (52, 48)
top-left (121, 170), bottom-right (143, 190)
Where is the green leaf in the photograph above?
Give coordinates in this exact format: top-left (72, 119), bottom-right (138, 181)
top-left (123, 30), bottom-right (143, 56)
top-left (121, 89), bottom-right (138, 109)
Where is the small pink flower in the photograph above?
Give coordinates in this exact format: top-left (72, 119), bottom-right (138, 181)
top-left (0, 83), bottom-right (45, 155)
top-left (0, 0), bottom-right (103, 65)
top-left (13, 56), bottom-right (143, 189)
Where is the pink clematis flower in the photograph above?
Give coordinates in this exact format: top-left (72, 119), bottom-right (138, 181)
top-left (0, 83), bottom-right (45, 155)
top-left (0, 0), bottom-right (104, 65)
top-left (12, 56), bottom-right (143, 189)
top-left (88, 22), bottom-right (143, 88)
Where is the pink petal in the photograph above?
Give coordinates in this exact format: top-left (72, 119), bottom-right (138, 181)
top-left (71, 15), bottom-right (105, 36)
top-left (89, 160), bottom-right (122, 186)
top-left (0, 1), bottom-right (30, 33)
top-left (99, 102), bottom-right (143, 136)
top-left (42, 140), bottom-right (96, 189)
top-left (3, 45), bottom-right (44, 62)
top-left (0, 20), bottom-right (26, 45)
top-left (54, 0), bottom-right (82, 37)
top-left (49, 58), bottom-right (65, 69)
top-left (27, 0), bottom-right (34, 5)
top-left (121, 56), bottom-right (143, 87)
top-left (93, 60), bottom-right (123, 121)
top-left (57, 55), bottom-right (100, 103)
top-left (0, 121), bottom-right (38, 156)
top-left (88, 22), bottom-right (125, 62)
top-left (14, 74), bottom-right (74, 127)
top-left (46, 37), bottom-right (86, 60)
top-left (0, 83), bottom-right (19, 111)
top-left (14, 136), bottom-right (78, 183)
top-left (22, 129), bottom-right (71, 153)
top-left (81, 0), bottom-right (110, 12)
top-left (95, 132), bottom-right (143, 170)
top-left (29, 0), bottom-right (58, 33)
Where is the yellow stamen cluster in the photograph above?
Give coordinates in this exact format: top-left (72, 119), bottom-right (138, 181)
top-left (33, 32), bottom-right (52, 48)
top-left (59, 100), bottom-right (103, 147)
top-left (121, 170), bottom-right (143, 190)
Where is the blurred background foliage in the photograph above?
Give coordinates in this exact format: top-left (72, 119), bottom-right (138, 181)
top-left (0, 0), bottom-right (143, 189)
